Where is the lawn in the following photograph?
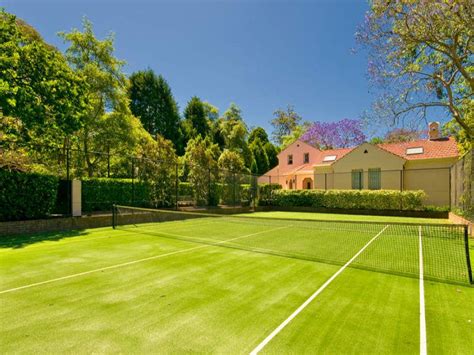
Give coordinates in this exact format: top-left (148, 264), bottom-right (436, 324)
top-left (0, 211), bottom-right (472, 353)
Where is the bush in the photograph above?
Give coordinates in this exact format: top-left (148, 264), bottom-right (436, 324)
top-left (0, 169), bottom-right (59, 221)
top-left (82, 178), bottom-right (152, 212)
top-left (258, 183), bottom-right (282, 206)
top-left (272, 189), bottom-right (426, 211)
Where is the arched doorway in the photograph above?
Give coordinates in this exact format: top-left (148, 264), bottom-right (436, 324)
top-left (302, 177), bottom-right (313, 189)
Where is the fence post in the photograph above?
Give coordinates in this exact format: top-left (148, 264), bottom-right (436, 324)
top-left (66, 145), bottom-right (70, 181)
top-left (175, 163), bottom-right (179, 210)
top-left (233, 172), bottom-right (236, 207)
top-left (325, 173), bottom-right (327, 190)
top-left (107, 145), bottom-right (111, 178)
top-left (208, 167), bottom-right (211, 207)
top-left (131, 158), bottom-right (135, 206)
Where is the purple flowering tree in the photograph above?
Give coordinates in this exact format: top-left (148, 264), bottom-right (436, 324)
top-left (300, 119), bottom-right (366, 150)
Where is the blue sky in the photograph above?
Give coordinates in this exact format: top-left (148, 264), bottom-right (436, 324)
top-left (4, 0), bottom-right (373, 134)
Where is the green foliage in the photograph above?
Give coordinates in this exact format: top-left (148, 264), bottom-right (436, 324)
top-left (270, 105), bottom-right (302, 145)
top-left (128, 69), bottom-right (181, 143)
top-left (184, 136), bottom-right (220, 205)
top-left (257, 183), bottom-right (282, 206)
top-left (264, 142), bottom-right (279, 169)
top-left (59, 18), bottom-right (143, 177)
top-left (82, 178), bottom-right (151, 212)
top-left (249, 138), bottom-right (269, 175)
top-left (248, 127), bottom-right (269, 145)
top-left (0, 10), bottom-right (86, 140)
top-left (272, 189), bottom-right (426, 211)
top-left (0, 169), bottom-right (59, 221)
top-left (218, 149), bottom-right (245, 172)
top-left (183, 96), bottom-right (209, 139)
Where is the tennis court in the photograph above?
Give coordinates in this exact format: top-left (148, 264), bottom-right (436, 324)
top-left (1, 207), bottom-right (473, 353)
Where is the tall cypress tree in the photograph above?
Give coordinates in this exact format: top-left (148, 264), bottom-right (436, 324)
top-left (183, 96), bottom-right (209, 139)
top-left (128, 69), bottom-right (180, 142)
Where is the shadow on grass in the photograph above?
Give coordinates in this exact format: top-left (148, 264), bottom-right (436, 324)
top-left (0, 229), bottom-right (90, 249)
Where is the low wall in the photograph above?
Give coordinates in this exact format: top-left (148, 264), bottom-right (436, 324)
top-left (449, 212), bottom-right (473, 236)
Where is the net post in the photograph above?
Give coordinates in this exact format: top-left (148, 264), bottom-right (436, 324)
top-left (463, 225), bottom-right (473, 284)
top-left (112, 204), bottom-right (116, 229)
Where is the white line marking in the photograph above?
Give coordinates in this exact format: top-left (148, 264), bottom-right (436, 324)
top-left (419, 226), bottom-right (427, 355)
top-left (250, 225), bottom-right (389, 355)
top-left (0, 226), bottom-right (288, 295)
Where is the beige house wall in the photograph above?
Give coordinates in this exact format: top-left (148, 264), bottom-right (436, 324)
top-left (403, 159), bottom-right (457, 206)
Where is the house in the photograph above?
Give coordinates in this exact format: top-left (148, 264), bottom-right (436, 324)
top-left (259, 122), bottom-right (460, 206)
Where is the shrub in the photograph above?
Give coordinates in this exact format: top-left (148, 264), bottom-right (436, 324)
top-left (0, 169), bottom-right (59, 221)
top-left (258, 183), bottom-right (282, 206)
top-left (82, 178), bottom-right (152, 212)
top-left (271, 189), bottom-right (426, 211)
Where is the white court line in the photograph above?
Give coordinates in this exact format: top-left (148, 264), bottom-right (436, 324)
top-left (419, 226), bottom-right (427, 355)
top-left (0, 218), bottom-right (216, 251)
top-left (0, 226), bottom-right (288, 295)
top-left (250, 224), bottom-right (389, 355)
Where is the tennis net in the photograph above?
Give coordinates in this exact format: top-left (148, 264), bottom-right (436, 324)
top-left (112, 205), bottom-right (473, 285)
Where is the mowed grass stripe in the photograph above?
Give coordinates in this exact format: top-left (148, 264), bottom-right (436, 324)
top-left (0, 221), bottom-right (277, 289)
top-left (0, 226), bottom-right (288, 294)
top-left (259, 268), bottom-right (421, 354)
top-left (0, 238), bottom-right (339, 353)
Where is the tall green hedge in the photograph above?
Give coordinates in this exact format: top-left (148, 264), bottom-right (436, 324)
top-left (82, 178), bottom-right (152, 212)
top-left (0, 169), bottom-right (59, 221)
top-left (271, 189), bottom-right (426, 211)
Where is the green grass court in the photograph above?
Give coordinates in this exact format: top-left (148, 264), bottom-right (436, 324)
top-left (1, 210), bottom-right (473, 353)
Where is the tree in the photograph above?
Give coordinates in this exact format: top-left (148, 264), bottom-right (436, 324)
top-left (384, 128), bottom-right (423, 143)
top-left (218, 149), bottom-right (245, 172)
top-left (60, 18), bottom-right (141, 177)
top-left (300, 119), bottom-right (366, 150)
top-left (183, 96), bottom-right (209, 139)
top-left (249, 138), bottom-right (269, 175)
top-left (219, 103), bottom-right (252, 167)
top-left (0, 10), bottom-right (86, 144)
top-left (264, 142), bottom-right (279, 169)
top-left (137, 134), bottom-right (177, 208)
top-left (184, 136), bottom-right (220, 205)
top-left (357, 0), bottom-right (473, 150)
top-left (280, 122), bottom-right (312, 150)
top-left (270, 105), bottom-right (302, 145)
top-left (248, 127), bottom-right (270, 145)
top-left (128, 69), bottom-right (180, 143)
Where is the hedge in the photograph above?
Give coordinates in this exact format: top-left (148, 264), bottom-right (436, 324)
top-left (0, 169), bottom-right (59, 221)
top-left (82, 178), bottom-right (152, 212)
top-left (258, 183), bottom-right (282, 206)
top-left (271, 189), bottom-right (426, 211)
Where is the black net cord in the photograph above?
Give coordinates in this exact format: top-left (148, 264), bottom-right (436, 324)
top-left (464, 226), bottom-right (473, 284)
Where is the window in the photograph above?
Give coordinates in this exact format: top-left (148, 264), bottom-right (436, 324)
top-left (303, 153), bottom-right (309, 164)
top-left (287, 154), bottom-right (293, 165)
top-left (323, 155), bottom-right (337, 162)
top-left (406, 147), bottom-right (423, 155)
top-left (351, 169), bottom-right (363, 190)
top-left (368, 168), bottom-right (381, 190)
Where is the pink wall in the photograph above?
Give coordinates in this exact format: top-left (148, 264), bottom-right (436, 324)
top-left (276, 140), bottom-right (320, 173)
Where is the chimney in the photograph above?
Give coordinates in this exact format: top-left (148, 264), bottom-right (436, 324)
top-left (428, 121), bottom-right (440, 140)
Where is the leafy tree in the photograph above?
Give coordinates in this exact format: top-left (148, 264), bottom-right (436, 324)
top-left (184, 136), bottom-right (220, 205)
top-left (0, 10), bottom-right (86, 143)
top-left (219, 103), bottom-right (252, 167)
top-left (59, 18), bottom-right (142, 177)
top-left (203, 102), bottom-right (219, 121)
top-left (183, 96), bottom-right (209, 139)
top-left (280, 122), bottom-right (312, 150)
top-left (264, 141), bottom-right (279, 169)
top-left (128, 69), bottom-right (180, 143)
top-left (270, 105), bottom-right (302, 145)
top-left (248, 127), bottom-right (270, 145)
top-left (300, 119), bottom-right (366, 149)
top-left (218, 149), bottom-right (245, 172)
top-left (137, 134), bottom-right (177, 207)
top-left (357, 0), bottom-right (473, 150)
top-left (249, 138), bottom-right (269, 175)
top-left (384, 128), bottom-right (422, 143)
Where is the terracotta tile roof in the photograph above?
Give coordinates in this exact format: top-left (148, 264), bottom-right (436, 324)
top-left (312, 147), bottom-right (354, 165)
top-left (377, 137), bottom-right (459, 160)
